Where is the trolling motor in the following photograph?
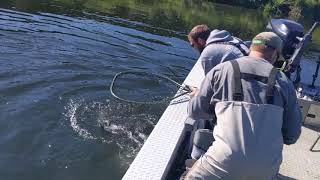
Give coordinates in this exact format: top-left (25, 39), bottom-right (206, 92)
top-left (266, 19), bottom-right (319, 79)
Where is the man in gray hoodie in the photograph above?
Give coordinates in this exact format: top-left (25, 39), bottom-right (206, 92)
top-left (188, 25), bottom-right (249, 75)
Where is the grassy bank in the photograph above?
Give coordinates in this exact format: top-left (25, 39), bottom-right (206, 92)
top-left (210, 0), bottom-right (319, 21)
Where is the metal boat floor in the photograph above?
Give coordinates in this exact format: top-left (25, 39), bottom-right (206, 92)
top-left (278, 126), bottom-right (320, 180)
top-left (123, 60), bottom-right (320, 180)
top-left (277, 101), bottom-right (320, 180)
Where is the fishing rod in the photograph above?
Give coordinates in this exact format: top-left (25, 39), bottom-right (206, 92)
top-left (110, 71), bottom-right (192, 104)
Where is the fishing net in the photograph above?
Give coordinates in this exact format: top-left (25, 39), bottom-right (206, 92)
top-left (110, 71), bottom-right (191, 104)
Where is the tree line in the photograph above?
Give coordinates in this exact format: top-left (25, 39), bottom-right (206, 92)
top-left (209, 0), bottom-right (319, 21)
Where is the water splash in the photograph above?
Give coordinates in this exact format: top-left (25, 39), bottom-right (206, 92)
top-left (64, 98), bottom-right (159, 167)
top-left (64, 99), bottom-right (97, 140)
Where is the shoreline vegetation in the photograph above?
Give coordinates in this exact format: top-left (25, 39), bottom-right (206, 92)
top-left (210, 0), bottom-right (319, 22)
top-left (2, 0), bottom-right (319, 49)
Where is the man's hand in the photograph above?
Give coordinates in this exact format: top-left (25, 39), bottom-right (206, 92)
top-left (189, 87), bottom-right (199, 98)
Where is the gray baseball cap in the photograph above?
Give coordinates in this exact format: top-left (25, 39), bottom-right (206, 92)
top-left (252, 32), bottom-right (283, 53)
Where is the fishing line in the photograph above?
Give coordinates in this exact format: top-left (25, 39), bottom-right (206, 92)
top-left (110, 71), bottom-right (192, 104)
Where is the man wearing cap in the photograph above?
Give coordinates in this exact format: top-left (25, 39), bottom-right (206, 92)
top-left (185, 32), bottom-right (302, 179)
top-left (188, 25), bottom-right (249, 75)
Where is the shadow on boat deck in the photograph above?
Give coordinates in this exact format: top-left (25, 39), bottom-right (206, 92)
top-left (276, 173), bottom-right (298, 180)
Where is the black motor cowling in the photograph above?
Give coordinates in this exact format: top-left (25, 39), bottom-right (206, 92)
top-left (266, 19), bottom-right (304, 59)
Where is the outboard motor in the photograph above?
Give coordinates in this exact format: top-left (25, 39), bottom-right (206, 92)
top-left (266, 19), bottom-right (319, 81)
top-left (267, 19), bottom-right (320, 104)
top-left (266, 19), bottom-right (304, 60)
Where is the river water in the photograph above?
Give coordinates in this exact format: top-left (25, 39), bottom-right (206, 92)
top-left (0, 1), bottom-right (319, 180)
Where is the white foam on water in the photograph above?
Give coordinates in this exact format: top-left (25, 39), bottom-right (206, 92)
top-left (65, 99), bottom-right (96, 140)
top-left (100, 115), bottom-right (145, 148)
top-left (138, 132), bottom-right (147, 141)
top-left (64, 98), bottom-right (160, 168)
top-left (107, 124), bottom-right (126, 133)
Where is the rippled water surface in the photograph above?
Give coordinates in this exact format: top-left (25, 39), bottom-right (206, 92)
top-left (0, 1), bottom-right (319, 180)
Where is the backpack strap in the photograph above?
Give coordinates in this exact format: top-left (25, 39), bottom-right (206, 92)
top-left (230, 61), bottom-right (243, 101)
top-left (206, 41), bottom-right (249, 56)
top-left (227, 42), bottom-right (249, 56)
top-left (266, 67), bottom-right (279, 104)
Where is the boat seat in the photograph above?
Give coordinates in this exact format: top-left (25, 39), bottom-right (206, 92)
top-left (191, 129), bottom-right (214, 159)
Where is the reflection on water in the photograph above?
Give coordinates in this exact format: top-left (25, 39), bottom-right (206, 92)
top-left (1, 0), bottom-right (319, 46)
top-left (0, 0), bottom-right (319, 180)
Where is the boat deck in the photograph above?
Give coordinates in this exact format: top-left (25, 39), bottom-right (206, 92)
top-left (122, 60), bottom-right (320, 180)
top-left (278, 105), bottom-right (320, 180)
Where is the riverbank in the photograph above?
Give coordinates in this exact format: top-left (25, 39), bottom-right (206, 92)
top-left (210, 0), bottom-right (319, 22)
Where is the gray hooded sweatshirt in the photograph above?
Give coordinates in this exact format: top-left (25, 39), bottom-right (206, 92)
top-left (199, 30), bottom-right (249, 74)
